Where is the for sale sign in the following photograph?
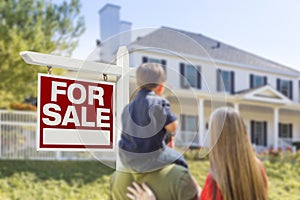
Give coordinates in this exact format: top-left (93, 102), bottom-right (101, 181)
top-left (37, 74), bottom-right (115, 151)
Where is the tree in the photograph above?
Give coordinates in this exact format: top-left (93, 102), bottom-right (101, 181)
top-left (0, 0), bottom-right (85, 108)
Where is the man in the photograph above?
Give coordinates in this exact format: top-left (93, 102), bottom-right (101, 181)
top-left (110, 164), bottom-right (199, 200)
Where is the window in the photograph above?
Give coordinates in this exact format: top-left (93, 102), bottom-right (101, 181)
top-left (277, 78), bottom-right (293, 99)
top-left (142, 56), bottom-right (166, 72)
top-left (180, 115), bottom-right (199, 146)
top-left (184, 116), bottom-right (198, 131)
top-left (279, 123), bottom-right (293, 139)
top-left (250, 74), bottom-right (267, 88)
top-left (250, 121), bottom-right (267, 146)
top-left (217, 70), bottom-right (234, 94)
top-left (180, 63), bottom-right (201, 89)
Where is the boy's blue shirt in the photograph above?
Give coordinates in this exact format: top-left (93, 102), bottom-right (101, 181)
top-left (119, 89), bottom-right (177, 153)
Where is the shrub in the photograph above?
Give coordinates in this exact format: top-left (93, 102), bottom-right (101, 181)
top-left (10, 102), bottom-right (37, 111)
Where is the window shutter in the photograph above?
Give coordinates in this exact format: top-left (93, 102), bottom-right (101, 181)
top-left (161, 59), bottom-right (167, 74)
top-left (181, 115), bottom-right (186, 131)
top-left (263, 121), bottom-right (267, 146)
top-left (197, 66), bottom-right (201, 89)
top-left (142, 57), bottom-right (148, 63)
top-left (250, 121), bottom-right (255, 144)
top-left (276, 78), bottom-right (281, 91)
top-left (278, 123), bottom-right (282, 138)
top-left (217, 69), bottom-right (221, 91)
top-left (289, 81), bottom-right (293, 100)
top-left (289, 123), bottom-right (293, 138)
top-left (250, 74), bottom-right (254, 88)
top-left (180, 63), bottom-right (185, 88)
top-left (230, 71), bottom-right (235, 94)
top-left (264, 76), bottom-right (267, 85)
top-left (205, 123), bottom-right (209, 130)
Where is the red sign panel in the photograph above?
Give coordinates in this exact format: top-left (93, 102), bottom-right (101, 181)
top-left (37, 74), bottom-right (114, 151)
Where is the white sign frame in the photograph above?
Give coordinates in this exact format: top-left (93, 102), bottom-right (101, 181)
top-left (20, 46), bottom-right (130, 152)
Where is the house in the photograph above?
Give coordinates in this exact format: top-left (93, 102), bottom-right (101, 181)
top-left (95, 4), bottom-right (300, 151)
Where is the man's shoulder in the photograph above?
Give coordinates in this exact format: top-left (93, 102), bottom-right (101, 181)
top-left (156, 164), bottom-right (189, 178)
top-left (112, 164), bottom-right (188, 178)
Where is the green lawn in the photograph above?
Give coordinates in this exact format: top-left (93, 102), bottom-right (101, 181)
top-left (0, 152), bottom-right (299, 200)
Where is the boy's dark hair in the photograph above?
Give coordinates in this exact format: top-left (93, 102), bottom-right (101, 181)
top-left (136, 63), bottom-right (166, 90)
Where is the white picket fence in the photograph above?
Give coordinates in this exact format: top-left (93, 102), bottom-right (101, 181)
top-left (0, 110), bottom-right (95, 160)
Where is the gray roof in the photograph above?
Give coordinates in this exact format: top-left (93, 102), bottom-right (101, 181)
top-left (130, 27), bottom-right (300, 76)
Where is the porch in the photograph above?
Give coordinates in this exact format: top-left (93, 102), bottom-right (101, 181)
top-left (169, 85), bottom-right (300, 152)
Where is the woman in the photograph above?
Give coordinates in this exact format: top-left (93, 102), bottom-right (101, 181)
top-left (127, 107), bottom-right (268, 200)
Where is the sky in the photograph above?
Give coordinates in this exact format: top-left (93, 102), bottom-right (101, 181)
top-left (57, 0), bottom-right (300, 71)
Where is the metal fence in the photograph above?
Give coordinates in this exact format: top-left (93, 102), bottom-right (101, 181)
top-left (0, 110), bottom-right (97, 160)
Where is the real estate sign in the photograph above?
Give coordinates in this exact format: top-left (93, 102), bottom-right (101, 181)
top-left (37, 74), bottom-right (115, 151)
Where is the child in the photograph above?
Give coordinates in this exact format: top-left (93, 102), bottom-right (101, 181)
top-left (119, 63), bottom-right (188, 172)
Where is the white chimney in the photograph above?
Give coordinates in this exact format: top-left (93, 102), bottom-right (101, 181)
top-left (99, 4), bottom-right (132, 62)
top-left (99, 4), bottom-right (121, 41)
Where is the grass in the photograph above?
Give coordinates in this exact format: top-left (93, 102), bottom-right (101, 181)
top-left (0, 152), bottom-right (299, 200)
top-left (0, 160), bottom-right (114, 200)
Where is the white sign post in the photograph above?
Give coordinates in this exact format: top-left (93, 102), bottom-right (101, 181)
top-left (20, 46), bottom-right (130, 152)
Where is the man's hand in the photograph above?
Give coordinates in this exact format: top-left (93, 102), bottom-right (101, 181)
top-left (126, 182), bottom-right (156, 200)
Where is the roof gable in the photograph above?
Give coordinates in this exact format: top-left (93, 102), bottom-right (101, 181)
top-left (238, 85), bottom-right (292, 104)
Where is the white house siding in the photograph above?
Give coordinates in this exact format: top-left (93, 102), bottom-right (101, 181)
top-left (130, 51), bottom-right (182, 89)
top-left (129, 51), bottom-right (299, 105)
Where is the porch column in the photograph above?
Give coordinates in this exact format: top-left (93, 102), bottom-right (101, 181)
top-left (198, 99), bottom-right (204, 146)
top-left (273, 107), bottom-right (279, 150)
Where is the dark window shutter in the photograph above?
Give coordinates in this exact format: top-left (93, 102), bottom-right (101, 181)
top-left (230, 71), bottom-right (235, 94)
top-left (217, 69), bottom-right (221, 91)
top-left (205, 123), bottom-right (209, 130)
top-left (180, 63), bottom-right (185, 88)
top-left (289, 81), bottom-right (293, 100)
top-left (289, 124), bottom-right (293, 138)
top-left (263, 121), bottom-right (267, 146)
top-left (299, 80), bottom-right (300, 94)
top-left (279, 123), bottom-right (282, 138)
top-left (250, 121), bottom-right (255, 144)
top-left (250, 74), bottom-right (254, 88)
top-left (197, 66), bottom-right (201, 89)
top-left (142, 57), bottom-right (148, 63)
top-left (181, 115), bottom-right (186, 131)
top-left (161, 59), bottom-right (167, 74)
top-left (276, 78), bottom-right (281, 91)
top-left (264, 76), bottom-right (267, 85)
